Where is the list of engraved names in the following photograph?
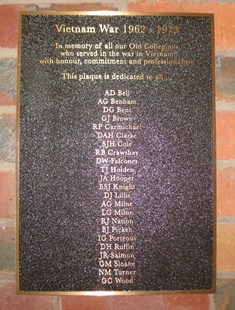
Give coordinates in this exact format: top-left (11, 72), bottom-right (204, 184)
top-left (94, 89), bottom-right (140, 285)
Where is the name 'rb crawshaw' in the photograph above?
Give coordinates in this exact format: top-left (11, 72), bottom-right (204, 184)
top-left (17, 12), bottom-right (215, 294)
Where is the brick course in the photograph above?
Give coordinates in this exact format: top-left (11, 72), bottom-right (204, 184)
top-left (0, 171), bottom-right (15, 218)
top-left (216, 111), bottom-right (235, 160)
top-left (0, 5), bottom-right (22, 49)
top-left (0, 282), bottom-right (56, 310)
top-left (217, 166), bottom-right (235, 216)
top-left (128, 1), bottom-right (235, 50)
top-left (217, 223), bottom-right (235, 272)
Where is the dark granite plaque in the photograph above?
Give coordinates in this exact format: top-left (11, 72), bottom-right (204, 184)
top-left (17, 12), bottom-right (215, 294)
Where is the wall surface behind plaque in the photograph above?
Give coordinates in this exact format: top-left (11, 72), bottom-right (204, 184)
top-left (0, 0), bottom-right (235, 309)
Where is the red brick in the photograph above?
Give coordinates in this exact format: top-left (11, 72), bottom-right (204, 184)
top-left (217, 223), bottom-right (235, 272)
top-left (0, 90), bottom-right (16, 106)
top-left (62, 294), bottom-right (209, 310)
top-left (53, 4), bottom-right (118, 11)
top-left (1, 113), bottom-right (15, 120)
top-left (61, 295), bottom-right (111, 310)
top-left (216, 111), bottom-right (235, 160)
top-left (0, 4), bottom-right (118, 49)
top-left (217, 167), bottom-right (235, 217)
top-left (128, 1), bottom-right (235, 50)
top-left (0, 5), bottom-right (23, 49)
top-left (108, 295), bottom-right (164, 310)
top-left (164, 294), bottom-right (210, 310)
top-left (0, 282), bottom-right (56, 310)
top-left (0, 171), bottom-right (16, 218)
top-left (0, 226), bottom-right (15, 271)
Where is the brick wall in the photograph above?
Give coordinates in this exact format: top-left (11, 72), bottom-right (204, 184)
top-left (0, 1), bottom-right (234, 309)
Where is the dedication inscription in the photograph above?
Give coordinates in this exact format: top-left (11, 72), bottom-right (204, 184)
top-left (17, 12), bottom-right (215, 293)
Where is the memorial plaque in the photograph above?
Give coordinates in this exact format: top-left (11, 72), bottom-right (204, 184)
top-left (17, 12), bottom-right (215, 294)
